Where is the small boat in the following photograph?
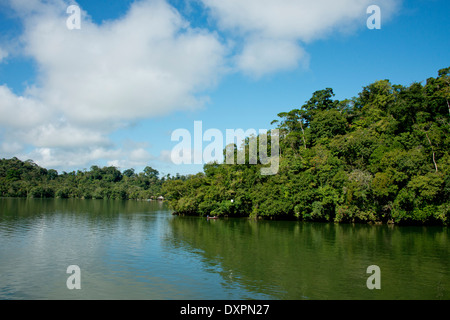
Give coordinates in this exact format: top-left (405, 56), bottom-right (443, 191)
top-left (207, 215), bottom-right (218, 220)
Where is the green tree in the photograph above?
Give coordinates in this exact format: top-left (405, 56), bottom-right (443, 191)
top-left (143, 166), bottom-right (159, 179)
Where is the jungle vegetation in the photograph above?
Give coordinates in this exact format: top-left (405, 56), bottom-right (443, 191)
top-left (0, 158), bottom-right (168, 201)
top-left (162, 67), bottom-right (450, 225)
top-left (1, 67), bottom-right (449, 225)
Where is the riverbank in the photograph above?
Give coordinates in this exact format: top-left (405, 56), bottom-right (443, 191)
top-left (162, 68), bottom-right (450, 227)
top-left (169, 209), bottom-right (448, 226)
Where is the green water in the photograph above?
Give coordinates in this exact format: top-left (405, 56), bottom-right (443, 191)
top-left (0, 198), bottom-right (448, 299)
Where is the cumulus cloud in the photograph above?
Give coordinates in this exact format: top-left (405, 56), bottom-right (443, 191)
top-left (0, 0), bottom-right (403, 171)
top-left (236, 37), bottom-right (309, 78)
top-left (23, 146), bottom-right (123, 169)
top-left (201, 0), bottom-right (401, 77)
top-left (0, 85), bottom-right (52, 128)
top-left (23, 123), bottom-right (111, 148)
top-left (19, 143), bottom-right (156, 171)
top-left (0, 0), bottom-right (227, 170)
top-left (20, 0), bottom-right (226, 124)
top-left (106, 146), bottom-right (155, 169)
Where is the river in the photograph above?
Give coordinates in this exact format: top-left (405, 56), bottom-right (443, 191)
top-left (0, 198), bottom-right (448, 299)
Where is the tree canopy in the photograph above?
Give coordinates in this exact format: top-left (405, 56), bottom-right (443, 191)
top-left (162, 67), bottom-right (450, 225)
top-left (1, 67), bottom-right (449, 225)
top-left (0, 158), bottom-right (170, 201)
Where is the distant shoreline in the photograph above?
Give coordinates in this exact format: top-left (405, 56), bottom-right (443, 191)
top-left (0, 197), bottom-right (446, 226)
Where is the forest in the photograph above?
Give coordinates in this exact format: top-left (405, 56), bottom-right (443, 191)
top-left (1, 67), bottom-right (449, 225)
top-left (0, 158), bottom-right (169, 201)
top-left (162, 67), bottom-right (450, 225)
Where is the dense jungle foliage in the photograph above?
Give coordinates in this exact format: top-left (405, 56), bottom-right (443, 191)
top-left (0, 158), bottom-right (167, 200)
top-left (1, 67), bottom-right (449, 225)
top-left (162, 67), bottom-right (450, 225)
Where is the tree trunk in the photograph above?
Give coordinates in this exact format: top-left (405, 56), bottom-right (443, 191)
top-left (425, 132), bottom-right (438, 173)
top-left (299, 119), bottom-right (307, 149)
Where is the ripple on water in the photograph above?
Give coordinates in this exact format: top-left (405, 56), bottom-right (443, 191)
top-left (1, 199), bottom-right (449, 300)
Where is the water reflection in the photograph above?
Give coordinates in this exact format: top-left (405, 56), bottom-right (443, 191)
top-left (0, 198), bottom-right (448, 300)
top-left (167, 216), bottom-right (450, 300)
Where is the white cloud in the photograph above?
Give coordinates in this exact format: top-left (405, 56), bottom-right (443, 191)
top-left (129, 148), bottom-right (153, 162)
top-left (22, 145), bottom-right (156, 171)
top-left (202, 0), bottom-right (402, 77)
top-left (0, 85), bottom-right (51, 128)
top-left (0, 0), bottom-right (228, 170)
top-left (236, 37), bottom-right (309, 78)
top-left (23, 123), bottom-right (111, 148)
top-left (106, 147), bottom-right (155, 170)
top-left (22, 147), bottom-right (119, 169)
top-left (158, 149), bottom-right (174, 164)
top-left (0, 0), bottom-right (403, 171)
top-left (20, 0), bottom-right (226, 124)
top-left (1, 141), bottom-right (22, 154)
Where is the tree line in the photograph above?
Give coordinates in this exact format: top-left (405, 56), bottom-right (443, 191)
top-left (162, 67), bottom-right (450, 225)
top-left (1, 67), bottom-right (449, 225)
top-left (0, 158), bottom-right (185, 200)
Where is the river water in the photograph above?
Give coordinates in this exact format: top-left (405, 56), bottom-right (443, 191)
top-left (0, 198), bottom-right (448, 300)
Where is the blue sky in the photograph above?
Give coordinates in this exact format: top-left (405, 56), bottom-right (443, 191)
top-left (0, 0), bottom-right (449, 177)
